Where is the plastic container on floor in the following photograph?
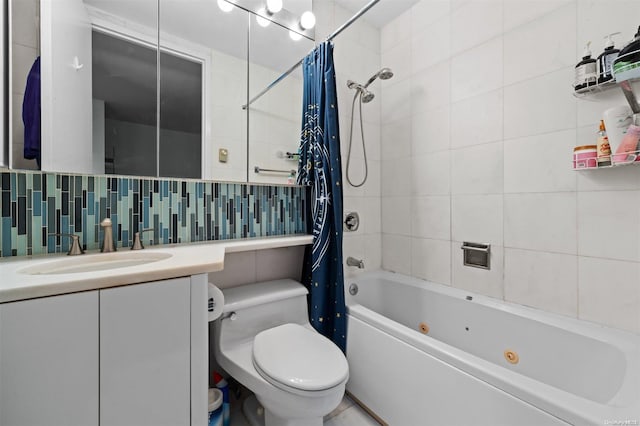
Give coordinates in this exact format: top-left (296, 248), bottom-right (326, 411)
top-left (208, 388), bottom-right (223, 426)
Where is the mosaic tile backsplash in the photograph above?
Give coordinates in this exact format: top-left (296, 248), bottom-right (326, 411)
top-left (0, 170), bottom-right (308, 257)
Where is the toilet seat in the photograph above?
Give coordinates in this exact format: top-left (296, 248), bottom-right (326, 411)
top-left (252, 323), bottom-right (349, 395)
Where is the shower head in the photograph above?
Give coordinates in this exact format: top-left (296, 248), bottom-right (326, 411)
top-left (347, 80), bottom-right (375, 103)
top-left (363, 67), bottom-right (394, 88)
top-left (361, 91), bottom-right (375, 103)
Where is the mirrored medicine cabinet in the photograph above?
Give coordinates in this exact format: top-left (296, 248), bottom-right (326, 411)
top-left (7, 0), bottom-right (314, 184)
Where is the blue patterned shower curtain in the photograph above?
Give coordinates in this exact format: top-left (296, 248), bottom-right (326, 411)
top-left (297, 42), bottom-right (346, 352)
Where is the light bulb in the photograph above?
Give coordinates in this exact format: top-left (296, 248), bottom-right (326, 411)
top-left (217, 0), bottom-right (233, 12)
top-left (300, 11), bottom-right (316, 30)
top-left (289, 30), bottom-right (302, 41)
top-left (256, 9), bottom-right (270, 27)
top-left (266, 0), bottom-right (282, 14)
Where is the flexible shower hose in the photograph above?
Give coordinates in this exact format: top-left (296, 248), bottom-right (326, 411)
top-left (346, 90), bottom-right (368, 187)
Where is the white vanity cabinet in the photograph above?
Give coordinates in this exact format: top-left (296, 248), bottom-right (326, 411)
top-left (100, 277), bottom-right (191, 426)
top-left (0, 291), bottom-right (100, 426)
top-left (0, 274), bottom-right (208, 426)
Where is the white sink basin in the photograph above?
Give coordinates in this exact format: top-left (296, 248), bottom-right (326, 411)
top-left (19, 252), bottom-right (173, 275)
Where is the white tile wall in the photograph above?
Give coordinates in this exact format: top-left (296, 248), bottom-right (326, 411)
top-left (450, 89), bottom-right (503, 149)
top-left (411, 238), bottom-right (452, 285)
top-left (450, 37), bottom-right (503, 103)
top-left (451, 194), bottom-right (503, 244)
top-left (451, 141), bottom-right (504, 195)
top-left (411, 151), bottom-right (450, 196)
top-left (504, 193), bottom-right (577, 254)
top-left (379, 0), bottom-right (640, 334)
top-left (412, 195), bottom-right (451, 240)
top-left (208, 247), bottom-right (305, 289)
top-left (577, 191), bottom-right (640, 262)
top-left (503, 3), bottom-right (576, 86)
top-left (411, 61), bottom-right (451, 117)
top-left (381, 117), bottom-right (411, 160)
top-left (382, 196), bottom-right (412, 236)
top-left (382, 234), bottom-right (412, 275)
top-left (411, 16), bottom-right (451, 74)
top-left (503, 129), bottom-right (577, 193)
top-left (578, 257), bottom-right (640, 333)
top-left (450, 0), bottom-right (503, 55)
top-left (504, 248), bottom-right (578, 317)
top-left (503, 0), bottom-right (572, 33)
top-left (411, 105), bottom-right (451, 155)
top-left (316, 1), bottom-right (383, 273)
top-left (503, 67), bottom-right (577, 139)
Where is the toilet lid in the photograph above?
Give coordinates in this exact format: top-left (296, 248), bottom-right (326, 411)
top-left (252, 323), bottom-right (349, 392)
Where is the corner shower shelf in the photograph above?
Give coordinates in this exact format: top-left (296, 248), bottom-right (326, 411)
top-left (573, 49), bottom-right (640, 113)
top-left (572, 51), bottom-right (640, 171)
top-left (572, 150), bottom-right (640, 171)
top-left (572, 79), bottom-right (618, 96)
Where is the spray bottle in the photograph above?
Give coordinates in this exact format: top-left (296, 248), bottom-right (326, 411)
top-left (213, 372), bottom-right (230, 426)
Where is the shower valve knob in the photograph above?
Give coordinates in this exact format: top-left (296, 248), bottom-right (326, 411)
top-left (344, 212), bottom-right (360, 231)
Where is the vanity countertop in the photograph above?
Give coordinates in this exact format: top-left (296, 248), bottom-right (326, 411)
top-left (0, 235), bottom-right (312, 303)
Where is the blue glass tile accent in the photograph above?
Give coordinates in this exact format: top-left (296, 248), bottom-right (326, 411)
top-left (0, 171), bottom-right (307, 257)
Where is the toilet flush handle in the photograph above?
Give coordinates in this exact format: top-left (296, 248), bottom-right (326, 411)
top-left (223, 312), bottom-right (237, 321)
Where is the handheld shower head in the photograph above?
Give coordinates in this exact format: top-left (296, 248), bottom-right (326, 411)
top-left (378, 67), bottom-right (394, 80)
top-left (364, 67), bottom-right (394, 88)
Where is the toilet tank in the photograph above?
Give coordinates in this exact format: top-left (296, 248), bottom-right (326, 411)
top-left (215, 280), bottom-right (310, 349)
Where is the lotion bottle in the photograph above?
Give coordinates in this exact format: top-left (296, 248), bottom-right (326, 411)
top-left (575, 42), bottom-right (597, 91)
top-left (597, 33), bottom-right (620, 83)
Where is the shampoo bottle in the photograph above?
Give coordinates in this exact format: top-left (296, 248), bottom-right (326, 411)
top-left (597, 33), bottom-right (620, 83)
top-left (596, 120), bottom-right (611, 167)
top-left (575, 42), bottom-right (597, 91)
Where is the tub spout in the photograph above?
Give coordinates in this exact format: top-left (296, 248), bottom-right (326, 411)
top-left (346, 256), bottom-right (365, 269)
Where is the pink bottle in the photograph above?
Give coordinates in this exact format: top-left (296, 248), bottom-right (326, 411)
top-left (613, 125), bottom-right (640, 164)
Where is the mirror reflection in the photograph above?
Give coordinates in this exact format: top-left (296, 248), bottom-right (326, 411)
top-left (248, 16), bottom-right (313, 184)
top-left (10, 0), bottom-right (312, 183)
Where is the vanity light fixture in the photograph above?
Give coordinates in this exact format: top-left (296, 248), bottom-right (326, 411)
top-left (256, 8), bottom-right (270, 27)
top-left (299, 11), bottom-right (316, 30)
top-left (265, 0), bottom-right (283, 14)
top-left (217, 0), bottom-right (233, 13)
top-left (289, 30), bottom-right (302, 41)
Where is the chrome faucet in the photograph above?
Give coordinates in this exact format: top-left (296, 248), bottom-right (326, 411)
top-left (346, 256), bottom-right (365, 269)
top-left (131, 228), bottom-right (154, 250)
top-left (100, 218), bottom-right (116, 252)
top-left (50, 233), bottom-right (84, 256)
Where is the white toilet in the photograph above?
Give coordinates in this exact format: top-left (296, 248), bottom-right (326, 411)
top-left (213, 279), bottom-right (349, 426)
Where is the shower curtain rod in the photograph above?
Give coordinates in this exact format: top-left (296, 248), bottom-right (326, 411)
top-left (242, 0), bottom-right (380, 110)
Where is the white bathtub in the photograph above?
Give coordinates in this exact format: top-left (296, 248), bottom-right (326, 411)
top-left (345, 270), bottom-right (640, 426)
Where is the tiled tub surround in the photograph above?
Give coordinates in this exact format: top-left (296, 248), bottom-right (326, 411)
top-left (0, 170), bottom-right (307, 257)
top-left (379, 0), bottom-right (640, 334)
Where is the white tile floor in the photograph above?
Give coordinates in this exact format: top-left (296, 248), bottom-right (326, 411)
top-left (324, 396), bottom-right (380, 426)
top-left (228, 395), bottom-right (380, 426)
